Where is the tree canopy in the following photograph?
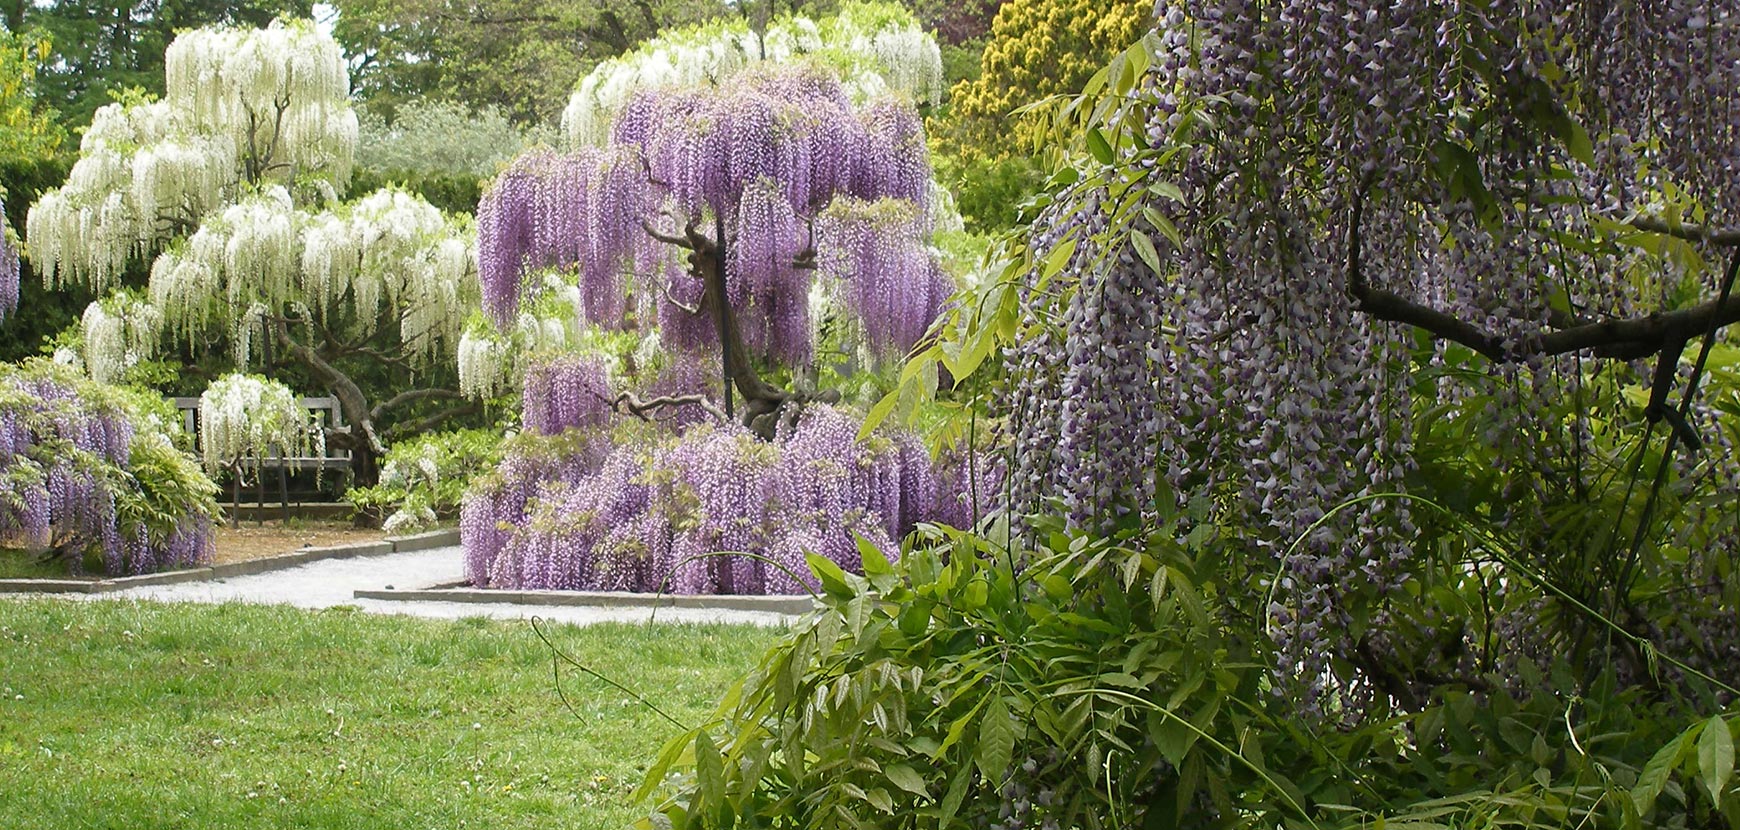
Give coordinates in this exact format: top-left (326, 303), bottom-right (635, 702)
top-left (942, 0), bottom-right (1148, 158)
top-left (24, 20), bottom-right (477, 483)
top-left (329, 0), bottom-right (729, 124)
top-left (9, 0), bottom-right (313, 128)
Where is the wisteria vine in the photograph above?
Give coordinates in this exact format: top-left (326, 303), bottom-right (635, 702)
top-left (0, 196), bottom-right (18, 319)
top-left (1007, 1), bottom-right (1740, 709)
top-left (475, 62), bottom-right (953, 390)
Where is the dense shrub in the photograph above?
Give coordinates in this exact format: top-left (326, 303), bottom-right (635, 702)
top-left (0, 359), bottom-right (218, 574)
top-left (345, 428), bottom-right (503, 532)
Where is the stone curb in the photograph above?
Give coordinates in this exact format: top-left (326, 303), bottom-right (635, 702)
top-left (352, 586), bottom-right (817, 614)
top-left (0, 529), bottom-right (459, 594)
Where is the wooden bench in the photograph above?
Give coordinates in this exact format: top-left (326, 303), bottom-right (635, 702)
top-left (172, 395), bottom-right (354, 474)
top-left (173, 396), bottom-right (355, 519)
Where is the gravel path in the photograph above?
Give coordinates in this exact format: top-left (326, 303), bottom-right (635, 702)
top-left (66, 546), bottom-right (799, 627)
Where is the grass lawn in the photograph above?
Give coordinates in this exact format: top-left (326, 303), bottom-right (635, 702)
top-left (0, 598), bottom-right (783, 829)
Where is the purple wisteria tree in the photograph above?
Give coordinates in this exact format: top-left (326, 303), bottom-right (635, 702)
top-left (474, 61), bottom-right (952, 437)
top-left (0, 196), bottom-right (16, 320)
top-left (458, 12), bottom-right (997, 595)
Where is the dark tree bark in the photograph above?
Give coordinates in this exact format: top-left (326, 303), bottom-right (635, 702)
top-left (649, 218), bottom-right (838, 439)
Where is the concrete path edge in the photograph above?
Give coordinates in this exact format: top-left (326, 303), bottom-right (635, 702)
top-left (0, 529), bottom-right (459, 594)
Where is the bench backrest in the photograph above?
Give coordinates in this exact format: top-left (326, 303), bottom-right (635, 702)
top-left (172, 395), bottom-right (353, 469)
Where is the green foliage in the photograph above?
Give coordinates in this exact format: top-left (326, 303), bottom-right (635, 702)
top-left (346, 428), bottom-right (503, 532)
top-left (935, 0), bottom-right (1147, 160)
top-left (638, 515), bottom-right (1739, 829)
top-left (345, 167), bottom-right (485, 216)
top-left (355, 100), bottom-right (554, 179)
top-left (0, 28), bottom-right (67, 165)
top-left (14, 0), bottom-right (314, 129)
top-left (331, 0), bottom-right (726, 124)
top-left (928, 150), bottom-right (1044, 232)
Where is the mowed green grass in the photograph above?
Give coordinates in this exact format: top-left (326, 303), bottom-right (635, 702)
top-left (0, 599), bottom-right (783, 829)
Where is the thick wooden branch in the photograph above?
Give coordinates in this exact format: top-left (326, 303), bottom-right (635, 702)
top-left (274, 322), bottom-right (385, 457)
top-left (642, 219), bottom-right (692, 248)
top-left (607, 390), bottom-right (726, 424)
top-left (382, 403), bottom-right (481, 444)
top-left (1629, 217), bottom-right (1740, 247)
top-left (372, 388), bottom-right (466, 422)
top-left (1347, 188), bottom-right (1740, 363)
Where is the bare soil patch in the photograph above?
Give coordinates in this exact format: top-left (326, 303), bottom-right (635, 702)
top-left (212, 520), bottom-right (388, 565)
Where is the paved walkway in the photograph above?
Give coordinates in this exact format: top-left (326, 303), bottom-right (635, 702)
top-left (47, 546), bottom-right (799, 627)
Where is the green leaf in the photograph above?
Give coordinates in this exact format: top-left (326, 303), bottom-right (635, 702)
top-left (1147, 181), bottom-right (1185, 204)
top-left (864, 786), bottom-right (894, 813)
top-left (1142, 207), bottom-right (1182, 248)
top-left (939, 760), bottom-right (971, 825)
top-left (885, 763), bottom-right (927, 797)
top-left (806, 552), bottom-right (857, 600)
top-left (1130, 230), bottom-right (1164, 277)
top-left (694, 730), bottom-right (724, 811)
top-left (938, 696), bottom-right (987, 758)
top-left (633, 727), bottom-right (700, 803)
top-left (856, 535), bottom-right (896, 591)
top-left (1632, 728), bottom-right (1691, 814)
top-left (1561, 113), bottom-right (1594, 166)
top-left (858, 388), bottom-right (902, 440)
top-left (975, 696), bottom-right (1017, 781)
top-left (1086, 129), bottom-right (1113, 165)
top-left (1115, 53), bottom-right (1137, 97)
top-left (1040, 237), bottom-right (1079, 285)
top-left (1698, 715), bottom-right (1734, 804)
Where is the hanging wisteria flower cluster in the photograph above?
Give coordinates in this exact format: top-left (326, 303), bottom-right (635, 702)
top-left (461, 405), bottom-right (996, 593)
top-left (0, 196), bottom-right (18, 319)
top-left (79, 291), bottom-right (164, 384)
top-left (26, 20), bottom-right (357, 292)
top-left (520, 354), bottom-right (613, 437)
top-left (1008, 1), bottom-right (1740, 709)
top-left (146, 185), bottom-right (475, 367)
top-left (0, 360), bottom-right (218, 575)
top-left (197, 373), bottom-right (322, 477)
top-left (561, 1), bottom-right (943, 149)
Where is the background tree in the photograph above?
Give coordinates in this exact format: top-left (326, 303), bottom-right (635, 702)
top-left (467, 0), bottom-right (953, 430)
top-left (0, 28), bottom-right (75, 357)
top-left (926, 0), bottom-right (1147, 231)
top-left (328, 0), bottom-right (729, 125)
top-left (8, 0), bottom-right (313, 129)
top-left (25, 21), bottom-right (477, 484)
top-left (0, 358), bottom-right (219, 576)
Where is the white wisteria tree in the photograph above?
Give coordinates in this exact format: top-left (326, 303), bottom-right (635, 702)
top-left (25, 20), bottom-right (478, 484)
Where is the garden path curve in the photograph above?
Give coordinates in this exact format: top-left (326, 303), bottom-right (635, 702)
top-left (83, 545), bottom-right (799, 627)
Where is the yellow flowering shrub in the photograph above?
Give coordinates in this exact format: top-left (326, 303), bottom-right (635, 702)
top-left (941, 0), bottom-right (1149, 158)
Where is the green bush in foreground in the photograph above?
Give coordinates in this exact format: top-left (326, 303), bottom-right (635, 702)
top-left (638, 522), bottom-right (1738, 829)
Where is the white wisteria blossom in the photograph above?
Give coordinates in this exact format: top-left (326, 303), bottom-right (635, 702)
top-left (198, 373), bottom-right (323, 476)
top-left (23, 19), bottom-right (481, 485)
top-left (79, 292), bottom-right (163, 384)
top-left (560, 1), bottom-right (944, 148)
top-left (27, 20), bottom-right (355, 291)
